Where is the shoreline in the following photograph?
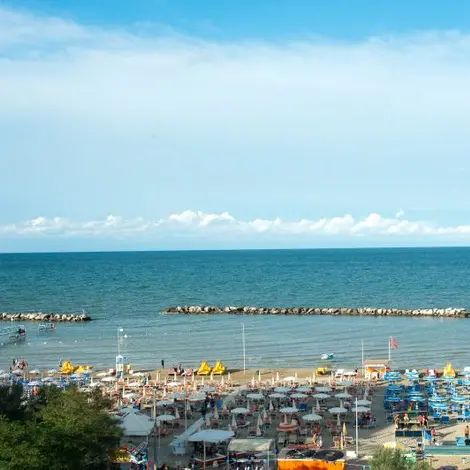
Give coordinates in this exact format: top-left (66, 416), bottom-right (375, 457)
top-left (163, 305), bottom-right (469, 318)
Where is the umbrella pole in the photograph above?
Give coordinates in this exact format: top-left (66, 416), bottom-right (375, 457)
top-left (355, 396), bottom-right (359, 458)
top-left (153, 388), bottom-right (158, 470)
top-left (203, 440), bottom-right (206, 470)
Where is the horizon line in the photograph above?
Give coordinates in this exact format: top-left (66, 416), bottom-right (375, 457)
top-left (2, 245), bottom-right (470, 256)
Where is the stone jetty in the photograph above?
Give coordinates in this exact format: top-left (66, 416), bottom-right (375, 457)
top-left (0, 312), bottom-right (92, 322)
top-left (163, 306), bottom-right (469, 318)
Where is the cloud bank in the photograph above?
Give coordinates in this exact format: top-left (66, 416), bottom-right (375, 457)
top-left (1, 6), bottom-right (470, 250)
top-left (1, 211), bottom-right (470, 241)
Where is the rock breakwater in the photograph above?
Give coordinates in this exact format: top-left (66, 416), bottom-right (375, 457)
top-left (163, 306), bottom-right (469, 318)
top-left (0, 312), bottom-right (92, 322)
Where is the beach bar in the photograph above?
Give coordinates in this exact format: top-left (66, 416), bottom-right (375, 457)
top-left (363, 359), bottom-right (390, 380)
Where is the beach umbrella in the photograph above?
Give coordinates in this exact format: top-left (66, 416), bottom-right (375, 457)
top-left (351, 406), bottom-right (370, 413)
top-left (231, 413), bottom-right (237, 429)
top-left (335, 392), bottom-right (352, 399)
top-left (157, 414), bottom-right (176, 422)
top-left (201, 376), bottom-right (205, 386)
top-left (189, 393), bottom-right (206, 402)
top-left (274, 386), bottom-right (290, 393)
top-left (47, 369), bottom-right (58, 375)
top-left (296, 386), bottom-right (312, 393)
top-left (175, 407), bottom-right (180, 420)
top-left (186, 401), bottom-right (191, 413)
top-left (228, 372), bottom-right (231, 382)
top-left (192, 381), bottom-right (197, 392)
top-left (205, 414), bottom-right (211, 427)
top-left (280, 406), bottom-right (298, 414)
top-left (231, 407), bottom-right (249, 414)
top-left (132, 372), bottom-right (146, 377)
top-left (221, 375), bottom-right (224, 386)
top-left (128, 381), bottom-right (141, 387)
top-left (284, 376), bottom-right (296, 382)
top-left (257, 413), bottom-right (263, 427)
top-left (295, 371), bottom-right (298, 380)
top-left (168, 392), bottom-right (187, 400)
top-left (0, 373), bottom-right (10, 379)
top-left (271, 375), bottom-right (275, 386)
top-left (29, 369), bottom-right (41, 375)
top-left (247, 393), bottom-right (264, 400)
top-left (356, 399), bottom-right (372, 406)
top-left (258, 370), bottom-right (261, 382)
top-left (251, 377), bottom-right (255, 387)
top-left (276, 371), bottom-right (280, 382)
top-left (313, 393), bottom-right (330, 399)
top-left (316, 387), bottom-right (331, 393)
top-left (263, 409), bottom-right (268, 420)
top-left (201, 386), bottom-right (216, 393)
top-left (228, 423), bottom-right (232, 432)
top-left (210, 372), bottom-right (214, 381)
top-left (291, 393), bottom-right (308, 399)
top-left (214, 407), bottom-right (219, 419)
top-left (123, 392), bottom-right (140, 400)
top-left (269, 392), bottom-right (286, 399)
top-left (303, 413), bottom-right (322, 422)
top-left (157, 400), bottom-right (174, 407)
top-left (342, 422), bottom-right (347, 437)
top-left (0, 370), bottom-right (6, 375)
top-left (28, 380), bottom-right (42, 387)
top-left (316, 400), bottom-right (321, 412)
top-left (329, 407), bottom-right (347, 426)
top-left (167, 381), bottom-right (180, 387)
top-left (269, 400), bottom-right (274, 412)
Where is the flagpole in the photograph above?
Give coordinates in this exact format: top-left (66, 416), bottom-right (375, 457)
top-left (388, 336), bottom-right (391, 363)
top-left (361, 339), bottom-right (364, 378)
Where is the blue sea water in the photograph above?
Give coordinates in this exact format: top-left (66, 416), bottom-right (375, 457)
top-left (0, 247), bottom-right (469, 371)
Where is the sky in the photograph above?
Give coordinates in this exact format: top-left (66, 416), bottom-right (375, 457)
top-left (2, 1), bottom-right (470, 252)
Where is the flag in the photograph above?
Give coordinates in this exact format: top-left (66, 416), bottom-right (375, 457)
top-left (390, 337), bottom-right (398, 349)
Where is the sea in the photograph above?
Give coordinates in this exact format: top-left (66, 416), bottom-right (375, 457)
top-left (0, 247), bottom-right (469, 372)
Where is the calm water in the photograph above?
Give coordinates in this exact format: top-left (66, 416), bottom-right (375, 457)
top-left (0, 248), bottom-right (469, 371)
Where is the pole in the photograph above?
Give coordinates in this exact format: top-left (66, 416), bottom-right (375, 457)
top-left (388, 336), bottom-right (391, 363)
top-left (355, 397), bottom-right (359, 458)
top-left (361, 339), bottom-right (364, 378)
top-left (241, 323), bottom-right (246, 375)
top-left (185, 398), bottom-right (188, 431)
top-left (153, 389), bottom-right (157, 470)
top-left (203, 440), bottom-right (207, 470)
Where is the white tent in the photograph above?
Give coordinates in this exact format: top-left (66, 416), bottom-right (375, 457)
top-left (228, 438), bottom-right (275, 453)
top-left (120, 408), bottom-right (154, 437)
top-left (188, 429), bottom-right (234, 443)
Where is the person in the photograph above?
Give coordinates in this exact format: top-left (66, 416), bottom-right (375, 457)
top-left (465, 425), bottom-right (469, 439)
top-left (161, 359), bottom-right (165, 369)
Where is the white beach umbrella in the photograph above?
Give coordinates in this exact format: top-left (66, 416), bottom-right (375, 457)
top-left (291, 393), bottom-right (308, 399)
top-left (269, 400), bottom-right (274, 412)
top-left (303, 413), bottom-right (323, 422)
top-left (329, 407), bottom-right (347, 426)
top-left (231, 413), bottom-right (237, 429)
top-left (47, 369), bottom-right (58, 374)
top-left (335, 392), bottom-right (352, 399)
top-left (247, 393), bottom-right (264, 400)
top-left (356, 399), bottom-right (372, 406)
top-left (128, 381), bottom-right (141, 387)
top-left (175, 407), bottom-right (180, 420)
top-left (257, 413), bottom-right (263, 427)
top-left (271, 375), bottom-right (275, 386)
top-left (284, 376), bottom-right (296, 382)
top-left (231, 407), bottom-right (249, 414)
top-left (214, 407), bottom-right (219, 419)
top-left (210, 372), bottom-right (214, 381)
top-left (269, 392), bottom-right (286, 399)
top-left (201, 386), bottom-right (216, 393)
top-left (101, 376), bottom-right (116, 382)
top-left (258, 370), bottom-right (262, 382)
top-left (157, 400), bottom-right (174, 407)
top-left (280, 406), bottom-right (298, 414)
top-left (205, 413), bottom-right (211, 427)
top-left (228, 372), bottom-right (231, 382)
top-left (29, 369), bottom-right (41, 375)
top-left (221, 375), bottom-right (224, 386)
top-left (0, 370), bottom-right (5, 375)
top-left (132, 372), bottom-right (146, 377)
top-left (0, 373), bottom-right (10, 379)
top-left (351, 406), bottom-right (371, 413)
top-left (168, 392), bottom-right (187, 400)
top-left (263, 409), bottom-right (268, 420)
top-left (296, 386), bottom-right (312, 393)
top-left (192, 381), bottom-right (198, 392)
top-left (316, 387), bottom-right (331, 393)
top-left (189, 393), bottom-right (206, 402)
top-left (123, 393), bottom-right (140, 400)
top-left (316, 400), bottom-right (321, 412)
top-left (276, 371), bottom-right (280, 382)
top-left (313, 393), bottom-right (330, 399)
top-left (157, 414), bottom-right (176, 422)
top-left (167, 381), bottom-right (180, 387)
top-left (274, 386), bottom-right (291, 393)
top-left (251, 377), bottom-right (255, 387)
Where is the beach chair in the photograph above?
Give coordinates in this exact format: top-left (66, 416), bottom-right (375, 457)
top-left (456, 437), bottom-right (465, 446)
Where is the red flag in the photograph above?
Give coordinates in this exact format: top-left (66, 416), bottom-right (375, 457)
top-left (390, 337), bottom-right (398, 349)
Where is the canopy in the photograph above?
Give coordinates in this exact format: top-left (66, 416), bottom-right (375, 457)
top-left (188, 430), bottom-right (234, 443)
top-left (120, 408), bottom-right (154, 437)
top-left (228, 438), bottom-right (275, 453)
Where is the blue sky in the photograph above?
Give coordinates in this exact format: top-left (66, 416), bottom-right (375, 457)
top-left (1, 1), bottom-right (470, 251)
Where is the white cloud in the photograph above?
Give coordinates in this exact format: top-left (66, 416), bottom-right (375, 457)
top-left (1, 210), bottom-right (470, 240)
top-left (1, 6), bottom-right (470, 240)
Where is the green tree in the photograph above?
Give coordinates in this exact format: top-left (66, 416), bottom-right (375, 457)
top-left (370, 448), bottom-right (432, 470)
top-left (0, 384), bottom-right (123, 470)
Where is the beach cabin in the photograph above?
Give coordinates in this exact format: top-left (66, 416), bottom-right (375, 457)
top-left (364, 359), bottom-right (390, 380)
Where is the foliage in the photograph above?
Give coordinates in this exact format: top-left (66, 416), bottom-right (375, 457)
top-left (370, 447), bottom-right (432, 470)
top-left (0, 384), bottom-right (123, 470)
